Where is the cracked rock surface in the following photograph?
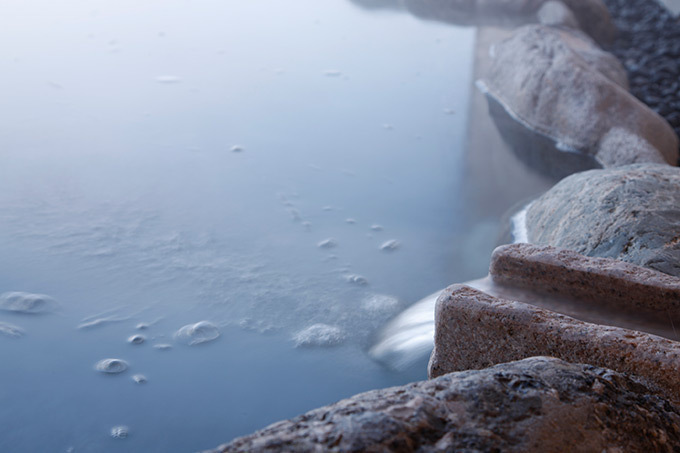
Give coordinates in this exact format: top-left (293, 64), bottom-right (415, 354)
top-left (211, 357), bottom-right (680, 452)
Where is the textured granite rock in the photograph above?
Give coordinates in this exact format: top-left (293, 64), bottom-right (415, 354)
top-left (349, 0), bottom-right (616, 44)
top-left (525, 164), bottom-right (680, 277)
top-left (429, 285), bottom-right (680, 404)
top-left (490, 243), bottom-right (680, 322)
top-left (211, 357), bottom-right (680, 452)
top-left (481, 25), bottom-right (679, 168)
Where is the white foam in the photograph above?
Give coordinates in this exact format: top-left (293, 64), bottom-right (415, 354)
top-left (0, 321), bottom-right (24, 338)
top-left (95, 358), bottom-right (129, 374)
top-left (174, 321), bottom-right (220, 346)
top-left (110, 426), bottom-right (129, 439)
top-left (317, 238), bottom-right (338, 249)
top-left (293, 324), bottom-right (345, 347)
top-left (380, 239), bottom-right (400, 251)
top-left (0, 292), bottom-right (56, 314)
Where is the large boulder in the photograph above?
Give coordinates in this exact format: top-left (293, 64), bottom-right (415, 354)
top-left (211, 357), bottom-right (680, 452)
top-left (525, 164), bottom-right (680, 277)
top-left (429, 285), bottom-right (680, 404)
top-left (481, 25), bottom-right (679, 169)
top-left (349, 0), bottom-right (616, 44)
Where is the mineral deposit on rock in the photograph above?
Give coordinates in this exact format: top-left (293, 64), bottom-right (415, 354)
top-left (210, 357), bottom-right (680, 452)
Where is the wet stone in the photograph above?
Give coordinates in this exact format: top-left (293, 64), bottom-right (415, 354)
top-left (95, 358), bottom-right (129, 374)
top-left (174, 321), bottom-right (220, 346)
top-left (0, 292), bottom-right (56, 314)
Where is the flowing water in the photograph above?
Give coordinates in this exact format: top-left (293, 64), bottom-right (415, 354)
top-left (0, 1), bottom-right (492, 451)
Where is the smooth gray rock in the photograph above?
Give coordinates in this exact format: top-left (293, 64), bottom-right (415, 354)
top-left (537, 1), bottom-right (579, 28)
top-left (526, 164), bottom-right (680, 277)
top-left (481, 25), bottom-right (679, 168)
top-left (211, 357), bottom-right (680, 452)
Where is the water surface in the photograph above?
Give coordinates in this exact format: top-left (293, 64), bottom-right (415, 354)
top-left (0, 1), bottom-right (485, 451)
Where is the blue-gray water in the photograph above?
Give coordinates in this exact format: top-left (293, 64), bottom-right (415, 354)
top-left (0, 1), bottom-right (481, 451)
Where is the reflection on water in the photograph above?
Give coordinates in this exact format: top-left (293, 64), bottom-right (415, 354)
top-left (0, 0), bottom-right (481, 451)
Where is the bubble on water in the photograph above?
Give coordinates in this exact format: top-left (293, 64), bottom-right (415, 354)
top-left (323, 70), bottom-right (342, 77)
top-left (362, 294), bottom-right (400, 315)
top-left (0, 321), bottom-right (24, 338)
top-left (346, 274), bottom-right (368, 286)
top-left (317, 238), bottom-right (338, 249)
top-left (0, 292), bottom-right (56, 314)
top-left (345, 218), bottom-right (356, 224)
top-left (136, 323), bottom-right (149, 330)
top-left (132, 374), bottom-right (147, 384)
top-left (382, 123), bottom-right (394, 130)
top-left (153, 343), bottom-right (172, 351)
top-left (128, 334), bottom-right (145, 345)
top-left (110, 426), bottom-right (129, 439)
top-left (95, 358), bottom-right (129, 374)
top-left (321, 206), bottom-right (334, 212)
top-left (380, 239), bottom-right (400, 252)
top-left (230, 145), bottom-right (244, 153)
top-left (370, 224), bottom-right (384, 231)
top-left (155, 75), bottom-right (181, 84)
top-left (174, 321), bottom-right (220, 346)
top-left (293, 324), bottom-right (345, 347)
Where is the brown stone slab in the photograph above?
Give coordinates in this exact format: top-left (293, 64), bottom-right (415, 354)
top-left (490, 243), bottom-right (680, 323)
top-left (429, 285), bottom-right (680, 403)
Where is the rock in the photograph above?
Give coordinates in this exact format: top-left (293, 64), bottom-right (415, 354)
top-left (537, 1), bottom-right (579, 29)
top-left (490, 243), bottom-right (680, 323)
top-left (481, 25), bottom-right (679, 168)
top-left (525, 164), bottom-right (680, 277)
top-left (349, 0), bottom-right (616, 44)
top-left (429, 285), bottom-right (680, 403)
top-left (210, 357), bottom-right (680, 452)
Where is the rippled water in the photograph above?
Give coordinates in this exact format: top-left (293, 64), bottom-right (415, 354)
top-left (0, 0), bottom-right (488, 451)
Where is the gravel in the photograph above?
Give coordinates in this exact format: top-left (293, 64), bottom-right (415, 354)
top-left (602, 0), bottom-right (680, 163)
